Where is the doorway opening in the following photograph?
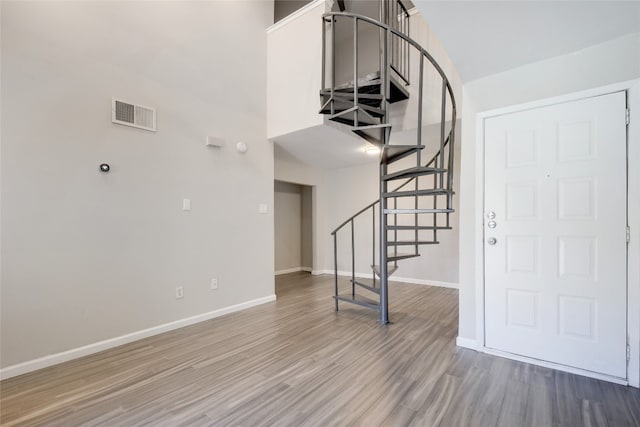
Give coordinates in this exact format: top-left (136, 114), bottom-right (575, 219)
top-left (274, 180), bottom-right (313, 276)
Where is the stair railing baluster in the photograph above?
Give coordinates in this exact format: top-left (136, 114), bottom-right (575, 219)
top-left (321, 10), bottom-right (457, 324)
top-left (351, 219), bottom-right (355, 297)
top-left (393, 196), bottom-right (398, 253)
top-left (334, 233), bottom-right (339, 311)
top-left (433, 172), bottom-right (437, 242)
top-left (405, 8), bottom-right (410, 84)
top-left (414, 177), bottom-right (418, 253)
top-left (448, 116), bottom-right (456, 209)
top-left (439, 78), bottom-right (447, 188)
top-left (372, 204), bottom-right (376, 288)
top-left (322, 17), bottom-right (326, 94)
top-left (417, 55), bottom-right (424, 147)
top-left (331, 16), bottom-right (336, 116)
top-left (353, 18), bottom-right (359, 127)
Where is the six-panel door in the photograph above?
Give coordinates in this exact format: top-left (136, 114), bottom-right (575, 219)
top-left (484, 91), bottom-right (627, 379)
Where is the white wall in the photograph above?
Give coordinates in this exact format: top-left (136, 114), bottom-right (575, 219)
top-left (1, 1), bottom-right (274, 370)
top-left (456, 33), bottom-right (640, 385)
top-left (323, 121), bottom-right (461, 286)
top-left (274, 146), bottom-right (328, 273)
top-left (388, 9), bottom-right (462, 133)
top-left (267, 0), bottom-right (325, 139)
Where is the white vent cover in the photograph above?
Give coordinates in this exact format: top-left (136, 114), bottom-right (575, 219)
top-left (111, 98), bottom-right (156, 131)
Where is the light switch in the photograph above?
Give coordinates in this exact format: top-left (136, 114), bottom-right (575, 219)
top-left (183, 199), bottom-right (192, 211)
top-left (259, 203), bottom-right (268, 214)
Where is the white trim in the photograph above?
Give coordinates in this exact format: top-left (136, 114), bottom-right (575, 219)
top-left (392, 276), bottom-right (459, 289)
top-left (477, 80), bottom-right (639, 120)
top-left (627, 80), bottom-right (640, 388)
top-left (475, 79), bottom-right (640, 388)
top-left (310, 269), bottom-right (458, 289)
top-left (456, 336), bottom-right (478, 350)
top-left (482, 347), bottom-right (628, 386)
top-left (275, 267), bottom-right (312, 276)
top-left (407, 7), bottom-right (420, 17)
top-left (266, 0), bottom-right (325, 34)
top-left (0, 295), bottom-right (276, 380)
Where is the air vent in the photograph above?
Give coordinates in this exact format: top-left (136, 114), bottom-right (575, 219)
top-left (112, 98), bottom-right (156, 131)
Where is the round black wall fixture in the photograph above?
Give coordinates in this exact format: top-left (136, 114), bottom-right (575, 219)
top-left (99, 163), bottom-right (110, 173)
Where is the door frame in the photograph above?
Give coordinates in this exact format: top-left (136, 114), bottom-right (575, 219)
top-left (473, 80), bottom-right (640, 386)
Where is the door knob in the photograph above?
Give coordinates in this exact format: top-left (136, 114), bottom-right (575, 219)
top-left (487, 237), bottom-right (497, 245)
top-left (488, 220), bottom-right (497, 229)
top-left (487, 211), bottom-right (496, 220)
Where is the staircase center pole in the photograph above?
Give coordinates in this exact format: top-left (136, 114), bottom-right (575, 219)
top-left (378, 25), bottom-right (392, 325)
top-left (379, 163), bottom-right (389, 325)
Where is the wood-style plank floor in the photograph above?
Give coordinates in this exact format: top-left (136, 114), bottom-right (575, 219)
top-left (1, 272), bottom-right (639, 426)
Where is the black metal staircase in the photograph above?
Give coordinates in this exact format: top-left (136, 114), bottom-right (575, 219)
top-left (320, 1), bottom-right (457, 324)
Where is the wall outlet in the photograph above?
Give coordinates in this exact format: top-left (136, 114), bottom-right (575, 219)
top-left (175, 286), bottom-right (184, 299)
top-left (210, 278), bottom-right (218, 290)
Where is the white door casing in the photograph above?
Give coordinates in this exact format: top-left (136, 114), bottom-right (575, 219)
top-left (484, 91), bottom-right (627, 379)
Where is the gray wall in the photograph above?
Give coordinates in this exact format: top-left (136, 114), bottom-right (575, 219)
top-left (274, 0), bottom-right (313, 22)
top-left (301, 185), bottom-right (313, 269)
top-left (1, 1), bottom-right (275, 368)
top-left (274, 181), bottom-right (312, 272)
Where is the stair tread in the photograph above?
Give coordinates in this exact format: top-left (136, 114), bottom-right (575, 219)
top-left (335, 294), bottom-right (379, 310)
top-left (371, 265), bottom-right (398, 277)
top-left (387, 253), bottom-right (420, 262)
top-left (320, 72), bottom-right (409, 103)
top-left (384, 188), bottom-right (452, 198)
top-left (383, 167), bottom-right (447, 181)
top-left (350, 279), bottom-right (381, 295)
top-left (353, 126), bottom-right (390, 145)
top-left (381, 145), bottom-right (424, 163)
top-left (321, 91), bottom-right (384, 101)
top-left (387, 241), bottom-right (440, 246)
top-left (353, 123), bottom-right (392, 130)
top-left (387, 225), bottom-right (452, 230)
top-left (385, 208), bottom-right (455, 214)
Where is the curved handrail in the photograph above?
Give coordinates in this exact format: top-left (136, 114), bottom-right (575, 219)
top-left (322, 11), bottom-right (457, 115)
top-left (330, 131), bottom-right (452, 235)
top-left (326, 11), bottom-right (457, 235)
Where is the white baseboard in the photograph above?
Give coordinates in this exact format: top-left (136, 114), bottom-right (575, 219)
top-left (456, 336), bottom-right (479, 350)
top-left (310, 269), bottom-right (458, 289)
top-left (0, 295), bottom-right (276, 381)
top-left (392, 276), bottom-right (459, 289)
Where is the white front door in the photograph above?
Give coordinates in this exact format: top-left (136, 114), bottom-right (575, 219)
top-left (484, 91), bottom-right (628, 379)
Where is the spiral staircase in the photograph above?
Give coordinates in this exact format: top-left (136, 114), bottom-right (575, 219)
top-left (320, 1), bottom-right (457, 324)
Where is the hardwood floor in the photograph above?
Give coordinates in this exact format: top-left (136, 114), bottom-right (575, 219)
top-left (1, 272), bottom-right (639, 426)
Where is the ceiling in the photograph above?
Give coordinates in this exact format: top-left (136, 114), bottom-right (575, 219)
top-left (273, 123), bottom-right (380, 169)
top-left (276, 1), bottom-right (640, 170)
top-left (413, 1), bottom-right (640, 82)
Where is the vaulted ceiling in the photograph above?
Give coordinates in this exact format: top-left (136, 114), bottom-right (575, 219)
top-left (413, 1), bottom-right (640, 82)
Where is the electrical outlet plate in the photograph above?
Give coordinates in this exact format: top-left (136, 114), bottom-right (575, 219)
top-left (175, 286), bottom-right (184, 299)
top-left (210, 278), bottom-right (218, 290)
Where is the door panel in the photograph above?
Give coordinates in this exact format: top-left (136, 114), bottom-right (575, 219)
top-left (484, 92), bottom-right (627, 378)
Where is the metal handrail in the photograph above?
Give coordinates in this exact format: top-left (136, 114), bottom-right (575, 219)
top-left (330, 132), bottom-right (452, 236)
top-left (322, 11), bottom-right (457, 114)
top-left (325, 8), bottom-right (457, 324)
top-left (385, 0), bottom-right (410, 85)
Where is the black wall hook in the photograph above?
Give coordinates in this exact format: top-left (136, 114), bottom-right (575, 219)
top-left (99, 163), bottom-right (110, 173)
